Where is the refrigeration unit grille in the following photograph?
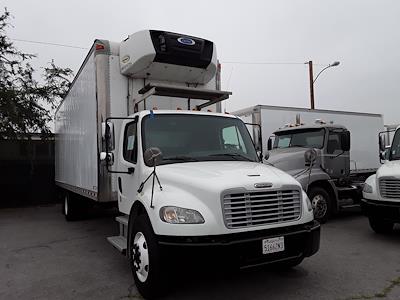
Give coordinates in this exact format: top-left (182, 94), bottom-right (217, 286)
top-left (379, 178), bottom-right (400, 199)
top-left (222, 189), bottom-right (302, 228)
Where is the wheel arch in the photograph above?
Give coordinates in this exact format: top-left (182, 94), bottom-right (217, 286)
top-left (127, 200), bottom-right (152, 259)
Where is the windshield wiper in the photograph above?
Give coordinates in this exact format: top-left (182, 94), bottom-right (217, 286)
top-left (289, 144), bottom-right (309, 148)
top-left (162, 156), bottom-right (199, 163)
top-left (208, 153), bottom-right (254, 162)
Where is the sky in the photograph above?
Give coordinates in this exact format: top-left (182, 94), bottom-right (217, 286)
top-left (3, 0), bottom-right (400, 125)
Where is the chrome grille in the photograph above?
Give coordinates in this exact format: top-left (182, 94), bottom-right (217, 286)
top-left (379, 178), bottom-right (400, 199)
top-left (222, 189), bottom-right (301, 228)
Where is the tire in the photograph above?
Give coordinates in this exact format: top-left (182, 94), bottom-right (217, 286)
top-left (273, 257), bottom-right (304, 270)
top-left (308, 187), bottom-right (332, 223)
top-left (129, 214), bottom-right (165, 299)
top-left (369, 217), bottom-right (394, 234)
top-left (63, 191), bottom-right (86, 221)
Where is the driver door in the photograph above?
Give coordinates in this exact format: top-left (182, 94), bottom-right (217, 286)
top-left (118, 120), bottom-right (140, 214)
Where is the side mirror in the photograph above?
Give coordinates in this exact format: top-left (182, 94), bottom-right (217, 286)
top-left (341, 131), bottom-right (350, 152)
top-left (379, 135), bottom-right (386, 152)
top-left (144, 147), bottom-right (163, 167)
top-left (267, 138), bottom-right (272, 151)
top-left (100, 152), bottom-right (114, 166)
top-left (304, 149), bottom-right (317, 166)
top-left (102, 121), bottom-right (115, 151)
top-left (264, 151), bottom-right (270, 161)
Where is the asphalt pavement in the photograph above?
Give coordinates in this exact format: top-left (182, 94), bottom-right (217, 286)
top-left (1, 205), bottom-right (400, 300)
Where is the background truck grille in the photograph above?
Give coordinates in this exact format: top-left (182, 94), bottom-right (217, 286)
top-left (379, 178), bottom-right (400, 199)
top-left (222, 189), bottom-right (301, 228)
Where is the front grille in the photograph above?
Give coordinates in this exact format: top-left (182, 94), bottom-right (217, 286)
top-left (379, 178), bottom-right (400, 199)
top-left (222, 189), bottom-right (301, 229)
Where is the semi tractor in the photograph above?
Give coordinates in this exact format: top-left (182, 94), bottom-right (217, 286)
top-left (235, 105), bottom-right (384, 222)
top-left (55, 31), bottom-right (320, 298)
top-left (362, 125), bottom-right (400, 233)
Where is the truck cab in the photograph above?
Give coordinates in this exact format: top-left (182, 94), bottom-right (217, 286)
top-left (266, 121), bottom-right (354, 222)
top-left (362, 125), bottom-right (400, 233)
top-left (56, 29), bottom-right (320, 299)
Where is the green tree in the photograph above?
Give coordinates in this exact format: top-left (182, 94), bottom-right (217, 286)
top-left (0, 8), bottom-right (73, 139)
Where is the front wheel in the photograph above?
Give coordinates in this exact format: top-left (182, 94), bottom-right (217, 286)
top-left (369, 217), bottom-right (394, 234)
top-left (308, 187), bottom-right (332, 223)
top-left (130, 214), bottom-right (165, 299)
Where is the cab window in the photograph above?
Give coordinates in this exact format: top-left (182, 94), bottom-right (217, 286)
top-left (123, 122), bottom-right (137, 163)
top-left (327, 132), bottom-right (342, 154)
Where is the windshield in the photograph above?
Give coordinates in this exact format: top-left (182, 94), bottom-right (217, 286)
top-left (142, 114), bottom-right (258, 165)
top-left (273, 128), bottom-right (325, 149)
top-left (390, 130), bottom-right (400, 160)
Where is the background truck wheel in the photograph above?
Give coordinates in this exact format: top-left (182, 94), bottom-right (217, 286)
top-left (129, 214), bottom-right (164, 299)
top-left (63, 191), bottom-right (86, 221)
top-left (308, 187), bottom-right (332, 223)
top-left (368, 217), bottom-right (394, 234)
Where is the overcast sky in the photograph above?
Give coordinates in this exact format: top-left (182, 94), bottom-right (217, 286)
top-left (3, 0), bottom-right (400, 124)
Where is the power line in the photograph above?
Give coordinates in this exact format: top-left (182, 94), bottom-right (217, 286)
top-left (10, 38), bottom-right (88, 50)
top-left (221, 61), bottom-right (326, 66)
top-left (9, 38), bottom-right (328, 66)
top-left (221, 61), bottom-right (305, 65)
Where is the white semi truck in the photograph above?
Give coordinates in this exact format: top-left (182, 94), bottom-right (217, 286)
top-left (362, 125), bottom-right (400, 233)
top-left (55, 31), bottom-right (320, 298)
top-left (235, 105), bottom-right (384, 222)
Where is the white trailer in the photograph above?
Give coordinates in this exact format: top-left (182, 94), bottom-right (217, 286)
top-left (55, 31), bottom-right (319, 299)
top-left (235, 105), bottom-right (384, 222)
top-left (235, 105), bottom-right (384, 174)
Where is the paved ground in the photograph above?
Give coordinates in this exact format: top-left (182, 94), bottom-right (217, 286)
top-left (1, 205), bottom-right (400, 300)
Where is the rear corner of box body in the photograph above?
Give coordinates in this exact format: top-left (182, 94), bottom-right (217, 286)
top-left (55, 49), bottom-right (99, 199)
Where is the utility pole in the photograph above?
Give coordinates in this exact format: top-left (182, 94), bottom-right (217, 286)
top-left (308, 60), bottom-right (315, 110)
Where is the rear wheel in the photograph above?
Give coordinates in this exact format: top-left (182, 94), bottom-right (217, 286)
top-left (63, 191), bottom-right (87, 221)
top-left (308, 187), bottom-right (332, 223)
top-left (369, 217), bottom-right (394, 234)
top-left (129, 214), bottom-right (165, 299)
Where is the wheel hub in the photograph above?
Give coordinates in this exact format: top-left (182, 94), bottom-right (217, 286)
top-left (312, 194), bottom-right (327, 219)
top-left (132, 232), bottom-right (149, 282)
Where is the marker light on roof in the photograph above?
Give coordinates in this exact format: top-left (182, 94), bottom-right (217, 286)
top-left (95, 44), bottom-right (105, 50)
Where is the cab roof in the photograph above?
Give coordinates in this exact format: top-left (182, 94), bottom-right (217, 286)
top-left (274, 122), bottom-right (346, 135)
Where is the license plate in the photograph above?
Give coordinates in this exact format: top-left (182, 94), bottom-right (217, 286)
top-left (262, 236), bottom-right (285, 254)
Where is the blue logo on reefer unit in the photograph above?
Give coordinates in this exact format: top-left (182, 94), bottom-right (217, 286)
top-left (177, 37), bottom-right (195, 45)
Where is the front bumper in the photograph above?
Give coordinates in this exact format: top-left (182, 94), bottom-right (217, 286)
top-left (157, 221), bottom-right (320, 268)
top-left (361, 198), bottom-right (400, 222)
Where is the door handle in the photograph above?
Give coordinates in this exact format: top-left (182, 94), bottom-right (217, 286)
top-left (118, 177), bottom-right (122, 193)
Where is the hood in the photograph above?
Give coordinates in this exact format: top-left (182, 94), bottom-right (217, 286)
top-left (377, 160), bottom-right (400, 178)
top-left (267, 147), bottom-right (320, 173)
top-left (156, 161), bottom-right (300, 194)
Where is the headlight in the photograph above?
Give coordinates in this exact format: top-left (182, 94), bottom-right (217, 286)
top-left (363, 183), bottom-right (373, 193)
top-left (160, 206), bottom-right (205, 224)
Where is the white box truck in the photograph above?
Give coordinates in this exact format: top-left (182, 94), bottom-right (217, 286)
top-left (362, 125), bottom-right (400, 233)
top-left (235, 105), bottom-right (384, 222)
top-left (55, 31), bottom-right (319, 299)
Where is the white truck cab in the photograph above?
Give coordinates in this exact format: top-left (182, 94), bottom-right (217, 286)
top-left (55, 30), bottom-right (320, 299)
top-left (362, 125), bottom-right (400, 233)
